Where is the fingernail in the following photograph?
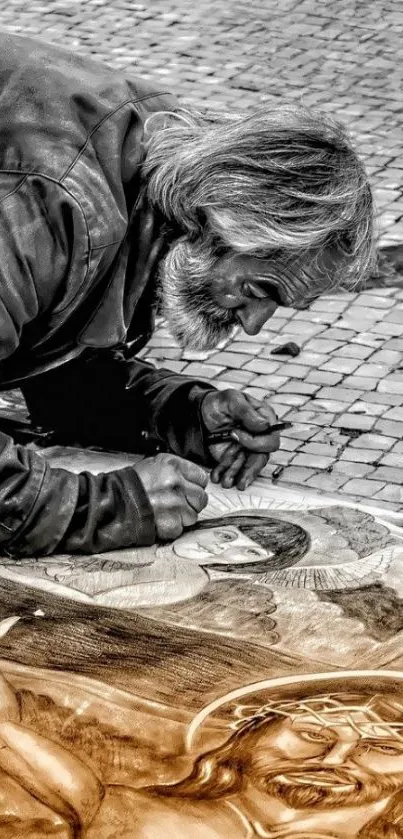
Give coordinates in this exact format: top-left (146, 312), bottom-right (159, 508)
top-left (231, 431), bottom-right (240, 442)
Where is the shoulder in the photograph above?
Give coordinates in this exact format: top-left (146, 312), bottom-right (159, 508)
top-left (89, 787), bottom-right (241, 839)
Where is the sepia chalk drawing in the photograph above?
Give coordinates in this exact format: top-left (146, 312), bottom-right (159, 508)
top-left (0, 447), bottom-right (403, 836)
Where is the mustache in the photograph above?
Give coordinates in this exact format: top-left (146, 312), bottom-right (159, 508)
top-left (258, 760), bottom-right (403, 811)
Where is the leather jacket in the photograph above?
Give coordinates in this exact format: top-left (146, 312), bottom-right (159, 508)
top-left (0, 33), bottom-right (215, 557)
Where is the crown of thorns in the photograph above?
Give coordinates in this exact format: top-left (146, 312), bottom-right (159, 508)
top-left (230, 693), bottom-right (403, 743)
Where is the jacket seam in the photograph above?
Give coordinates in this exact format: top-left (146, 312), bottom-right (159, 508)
top-left (59, 92), bottom-right (171, 184)
top-left (0, 173), bottom-right (29, 205)
top-left (0, 171), bottom-right (93, 316)
top-left (0, 457), bottom-right (47, 543)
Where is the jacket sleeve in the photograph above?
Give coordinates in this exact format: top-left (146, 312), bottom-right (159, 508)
top-left (0, 178), bottom-right (156, 556)
top-left (22, 348), bottom-right (217, 466)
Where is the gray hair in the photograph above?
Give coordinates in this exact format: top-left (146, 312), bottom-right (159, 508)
top-left (143, 104), bottom-right (375, 287)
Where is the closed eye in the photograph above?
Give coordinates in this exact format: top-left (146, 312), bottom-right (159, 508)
top-left (243, 280), bottom-right (283, 306)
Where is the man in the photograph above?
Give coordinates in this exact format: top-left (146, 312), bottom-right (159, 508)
top-left (91, 672), bottom-right (403, 838)
top-left (0, 33), bottom-right (374, 557)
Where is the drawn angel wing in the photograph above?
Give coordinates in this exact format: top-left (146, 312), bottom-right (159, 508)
top-left (259, 546), bottom-right (398, 591)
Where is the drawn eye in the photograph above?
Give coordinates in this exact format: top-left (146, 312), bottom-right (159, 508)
top-left (244, 548), bottom-right (265, 558)
top-left (215, 530), bottom-right (237, 543)
top-left (297, 730), bottom-right (330, 743)
top-left (368, 743), bottom-right (403, 755)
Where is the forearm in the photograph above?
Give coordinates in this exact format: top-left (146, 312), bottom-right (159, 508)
top-left (22, 349), bottom-right (217, 465)
top-left (0, 431), bottom-right (155, 557)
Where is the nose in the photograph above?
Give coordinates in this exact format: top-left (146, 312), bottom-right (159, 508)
top-left (322, 741), bottom-right (357, 766)
top-left (237, 298), bottom-right (278, 335)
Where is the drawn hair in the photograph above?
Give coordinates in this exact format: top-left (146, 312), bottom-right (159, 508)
top-left (147, 691), bottom-right (403, 836)
top-left (193, 514), bottom-right (310, 572)
top-left (143, 104), bottom-right (374, 289)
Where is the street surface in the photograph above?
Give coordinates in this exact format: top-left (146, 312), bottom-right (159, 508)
top-left (1, 0), bottom-right (403, 508)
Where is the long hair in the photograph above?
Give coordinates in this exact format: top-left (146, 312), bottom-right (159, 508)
top-left (146, 693), bottom-right (403, 837)
top-left (143, 104), bottom-right (374, 288)
top-left (194, 514), bottom-right (310, 573)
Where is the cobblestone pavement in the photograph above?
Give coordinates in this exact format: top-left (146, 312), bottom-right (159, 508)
top-left (1, 0), bottom-right (403, 509)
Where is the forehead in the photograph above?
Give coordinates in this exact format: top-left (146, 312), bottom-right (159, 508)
top-left (245, 248), bottom-right (337, 306)
top-left (287, 707), bottom-right (403, 742)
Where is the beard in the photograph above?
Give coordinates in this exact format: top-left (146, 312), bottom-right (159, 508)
top-left (158, 236), bottom-right (237, 350)
top-left (259, 764), bottom-right (403, 811)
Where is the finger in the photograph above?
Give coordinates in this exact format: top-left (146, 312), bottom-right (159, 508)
top-left (236, 453), bottom-right (269, 491)
top-left (210, 443), bottom-right (241, 483)
top-left (156, 514), bottom-right (183, 541)
top-left (232, 428), bottom-right (280, 453)
top-left (179, 505), bottom-right (199, 528)
top-left (174, 457), bottom-right (209, 488)
top-left (247, 396), bottom-right (278, 425)
top-left (219, 450), bottom-right (247, 489)
top-left (181, 481), bottom-right (209, 514)
top-left (229, 392), bottom-right (277, 434)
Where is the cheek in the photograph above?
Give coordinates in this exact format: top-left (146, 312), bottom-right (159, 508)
top-left (356, 752), bottom-right (403, 774)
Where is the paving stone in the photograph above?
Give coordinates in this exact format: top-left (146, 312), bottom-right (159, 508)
top-left (375, 418), bottom-right (403, 437)
top-left (208, 351), bottom-right (252, 367)
top-left (306, 370), bottom-right (344, 385)
top-left (373, 485), bottom-right (403, 504)
top-left (229, 342), bottom-right (266, 355)
top-left (333, 461), bottom-right (374, 478)
top-left (269, 449), bottom-right (295, 466)
top-left (383, 406), bottom-right (403, 421)
top-left (244, 359), bottom-right (281, 374)
top-left (300, 442), bottom-right (341, 457)
top-left (182, 362), bottom-right (226, 378)
top-left (334, 413), bottom-right (376, 432)
top-left (336, 344), bottom-right (375, 359)
top-left (276, 363), bottom-right (311, 379)
top-left (354, 363), bottom-right (392, 378)
top-left (343, 478), bottom-right (386, 496)
top-left (340, 447), bottom-right (383, 464)
top-left (293, 452), bottom-right (335, 470)
top-left (305, 473), bottom-right (349, 491)
top-left (279, 381), bottom-right (320, 395)
top-left (249, 374), bottom-right (289, 390)
top-left (279, 466), bottom-right (317, 484)
top-left (304, 339), bottom-right (343, 354)
top-left (342, 376), bottom-right (378, 391)
top-left (350, 433), bottom-right (396, 450)
top-left (380, 452), bottom-right (403, 467)
top-left (354, 402), bottom-right (389, 422)
top-left (270, 393), bottom-right (311, 407)
top-left (363, 391), bottom-right (403, 406)
top-left (280, 436), bottom-right (303, 452)
top-left (156, 359), bottom-right (188, 373)
top-left (317, 387), bottom-right (364, 402)
top-left (368, 465), bottom-right (403, 483)
top-left (217, 369), bottom-right (255, 384)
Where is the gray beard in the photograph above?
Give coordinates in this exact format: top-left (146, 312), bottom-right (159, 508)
top-left (158, 237), bottom-right (237, 350)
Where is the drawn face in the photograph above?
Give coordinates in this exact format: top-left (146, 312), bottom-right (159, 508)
top-left (171, 525), bottom-right (271, 565)
top-left (241, 706), bottom-right (403, 817)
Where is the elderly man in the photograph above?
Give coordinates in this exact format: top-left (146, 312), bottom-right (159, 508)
top-left (0, 33), bottom-right (373, 557)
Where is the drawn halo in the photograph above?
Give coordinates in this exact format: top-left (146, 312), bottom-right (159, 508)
top-left (199, 491), bottom-right (403, 590)
top-left (185, 669), bottom-right (403, 752)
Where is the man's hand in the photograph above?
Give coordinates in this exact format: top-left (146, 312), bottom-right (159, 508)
top-left (201, 390), bottom-right (280, 490)
top-left (135, 454), bottom-right (208, 541)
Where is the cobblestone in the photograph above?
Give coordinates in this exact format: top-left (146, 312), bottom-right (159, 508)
top-left (1, 0), bottom-right (403, 509)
